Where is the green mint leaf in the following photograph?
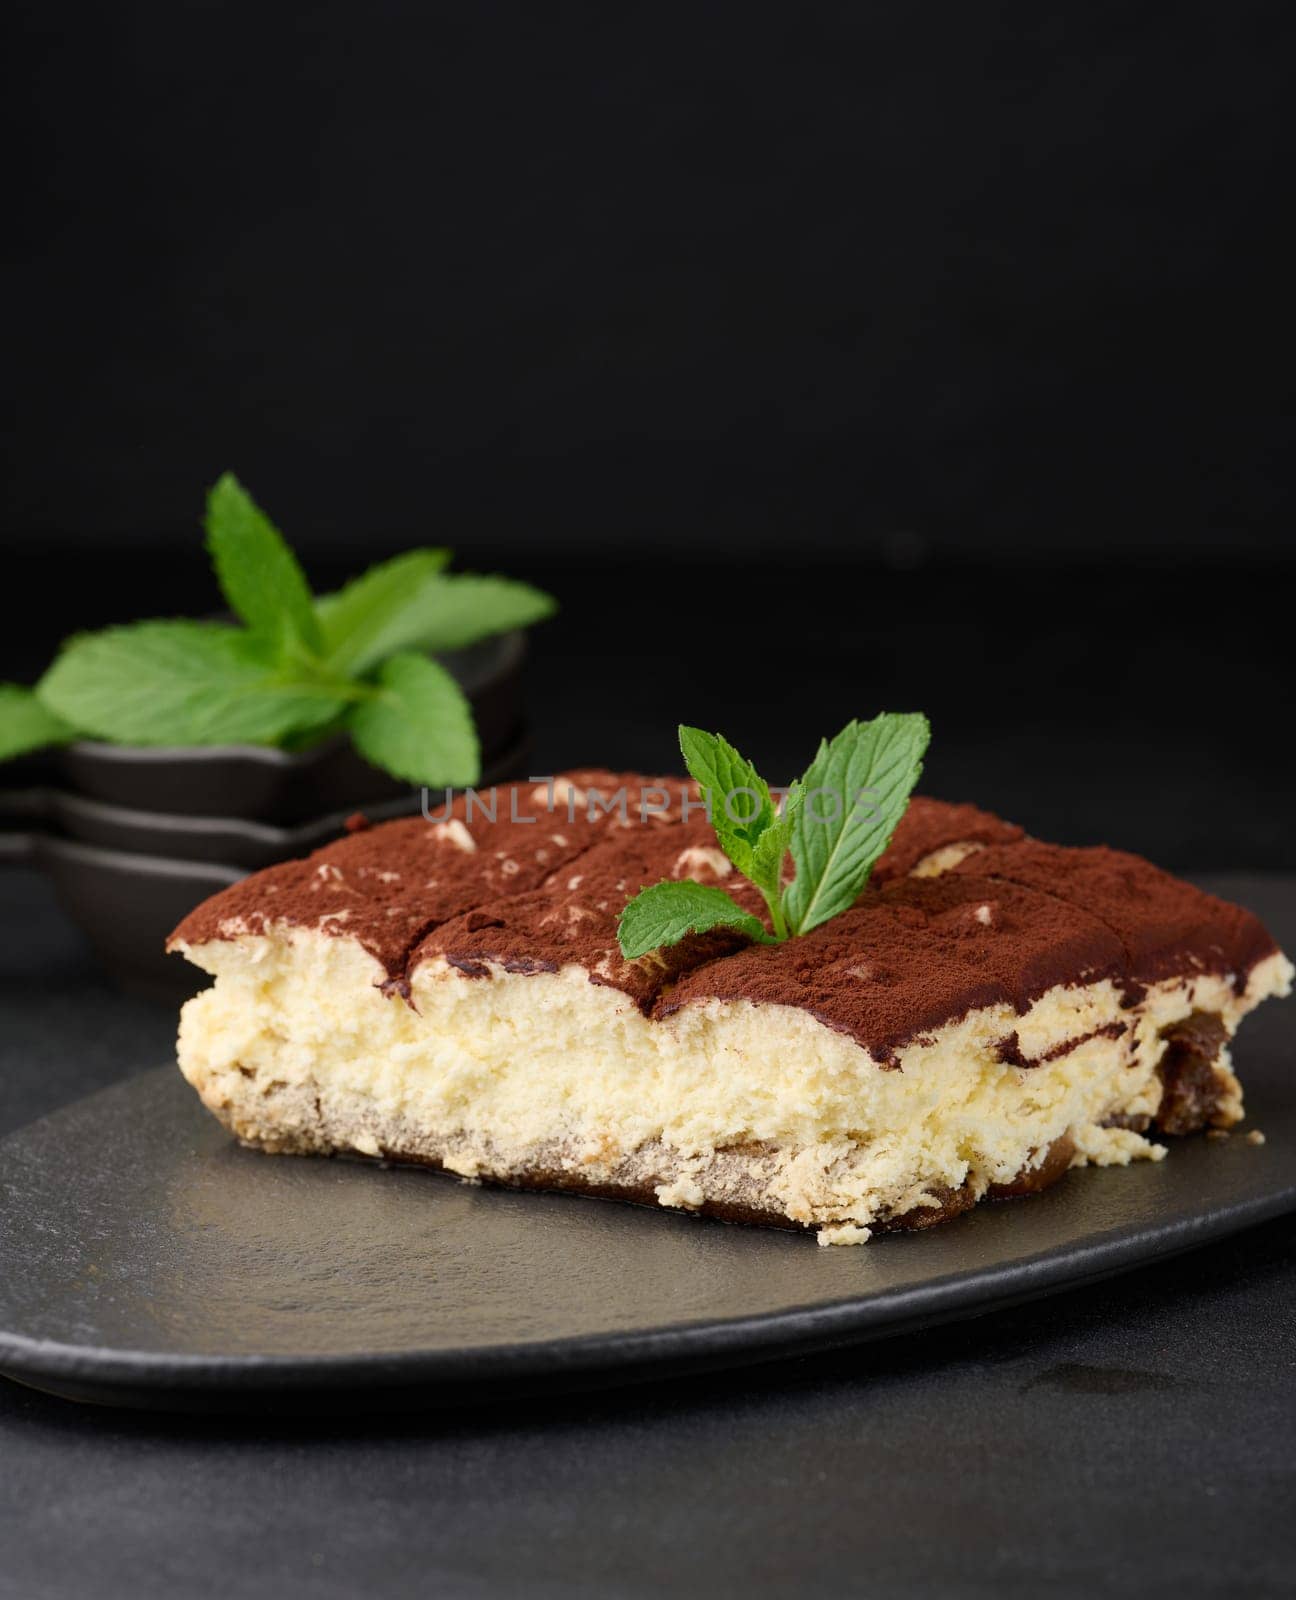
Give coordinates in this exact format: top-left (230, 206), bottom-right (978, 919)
top-left (748, 779), bottom-right (804, 898)
top-left (617, 880), bottom-right (772, 961)
top-left (348, 651), bottom-right (480, 788)
top-left (677, 725), bottom-right (775, 880)
top-left (315, 549), bottom-right (452, 676)
top-left (36, 622), bottom-right (348, 747)
top-left (373, 573), bottom-right (556, 656)
top-left (0, 684), bottom-right (77, 761)
top-left (204, 473), bottom-right (321, 658)
top-left (781, 712), bottom-right (930, 935)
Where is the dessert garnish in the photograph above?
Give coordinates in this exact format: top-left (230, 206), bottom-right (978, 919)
top-left (0, 474), bottom-right (553, 787)
top-left (618, 714), bottom-right (929, 957)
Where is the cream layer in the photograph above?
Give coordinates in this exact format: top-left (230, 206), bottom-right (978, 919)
top-left (174, 932), bottom-right (1290, 1243)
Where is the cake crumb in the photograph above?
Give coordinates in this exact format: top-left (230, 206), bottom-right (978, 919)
top-left (817, 1223), bottom-right (873, 1247)
top-left (655, 1176), bottom-right (705, 1210)
top-left (1206, 1128), bottom-right (1231, 1142)
top-left (1245, 1129), bottom-right (1266, 1146)
top-left (442, 1149), bottom-right (484, 1178)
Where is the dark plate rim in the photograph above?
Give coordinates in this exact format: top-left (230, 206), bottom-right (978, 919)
top-left (2, 1170), bottom-right (1292, 1401)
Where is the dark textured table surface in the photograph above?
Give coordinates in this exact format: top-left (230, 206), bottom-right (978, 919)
top-left (2, 867), bottom-right (1294, 1599)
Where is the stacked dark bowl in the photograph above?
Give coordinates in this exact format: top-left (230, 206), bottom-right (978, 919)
top-left (0, 633), bottom-right (531, 1001)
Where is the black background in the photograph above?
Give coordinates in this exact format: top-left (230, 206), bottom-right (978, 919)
top-left (3, 1), bottom-right (1293, 862)
top-left (3, 14), bottom-right (1296, 1593)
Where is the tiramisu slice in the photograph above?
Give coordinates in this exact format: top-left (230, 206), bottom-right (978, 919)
top-left (169, 777), bottom-right (1290, 1244)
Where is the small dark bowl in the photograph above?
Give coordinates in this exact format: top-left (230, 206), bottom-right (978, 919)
top-left (2, 738), bottom-right (533, 1003)
top-left (2, 832), bottom-right (241, 1005)
top-left (1, 733), bottom-right (530, 871)
top-left (56, 631), bottom-right (527, 822)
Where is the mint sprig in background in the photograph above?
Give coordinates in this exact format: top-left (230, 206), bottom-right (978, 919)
top-left (617, 713), bottom-right (930, 959)
top-left (0, 474), bottom-right (555, 788)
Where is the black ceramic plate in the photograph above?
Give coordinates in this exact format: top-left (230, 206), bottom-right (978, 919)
top-left (2, 976), bottom-right (1293, 1413)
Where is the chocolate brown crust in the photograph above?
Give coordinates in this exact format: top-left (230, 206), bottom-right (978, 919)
top-left (168, 771), bottom-right (695, 977)
top-left (871, 796), bottom-right (1025, 881)
top-left (413, 815), bottom-right (767, 1011)
top-left (656, 872), bottom-right (1129, 1062)
top-left (949, 841), bottom-right (1277, 991)
top-left (169, 775), bottom-right (1281, 1058)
